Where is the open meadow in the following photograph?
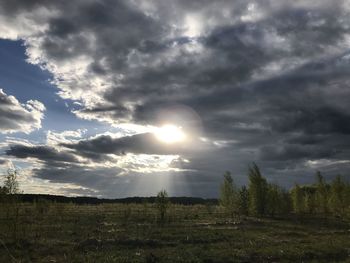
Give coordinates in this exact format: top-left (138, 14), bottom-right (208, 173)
top-left (2, 1), bottom-right (350, 262)
top-left (1, 200), bottom-right (350, 263)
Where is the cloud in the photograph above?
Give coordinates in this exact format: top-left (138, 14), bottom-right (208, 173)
top-left (46, 129), bottom-right (86, 145)
top-left (6, 144), bottom-right (79, 163)
top-left (1, 1), bottom-right (350, 196)
top-left (4, 131), bottom-right (197, 197)
top-left (60, 132), bottom-right (199, 158)
top-left (0, 158), bottom-right (10, 166)
top-left (1, 1), bottom-right (349, 136)
top-left (0, 89), bottom-right (45, 134)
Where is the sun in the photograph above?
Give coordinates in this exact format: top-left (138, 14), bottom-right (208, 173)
top-left (155, 124), bottom-right (186, 144)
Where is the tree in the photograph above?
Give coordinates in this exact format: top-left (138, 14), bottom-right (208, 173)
top-left (304, 187), bottom-right (317, 214)
top-left (315, 171), bottom-right (329, 215)
top-left (238, 186), bottom-right (249, 216)
top-left (219, 171), bottom-right (238, 217)
top-left (266, 183), bottom-right (286, 217)
top-left (346, 184), bottom-right (350, 219)
top-left (329, 175), bottom-right (347, 217)
top-left (280, 191), bottom-right (292, 215)
top-left (248, 163), bottom-right (268, 216)
top-left (291, 184), bottom-right (304, 215)
top-left (156, 190), bottom-right (169, 223)
top-left (4, 168), bottom-right (19, 194)
top-left (266, 183), bottom-right (292, 217)
top-left (2, 168), bottom-right (21, 242)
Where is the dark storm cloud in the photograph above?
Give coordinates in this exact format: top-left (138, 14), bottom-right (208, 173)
top-left (4, 0), bottom-right (348, 133)
top-left (259, 144), bottom-right (339, 162)
top-left (0, 0), bottom-right (55, 13)
top-left (246, 57), bottom-right (350, 136)
top-left (4, 141), bottom-right (126, 197)
top-left (43, 0), bottom-right (165, 66)
top-left (89, 4), bottom-right (350, 135)
top-left (60, 133), bottom-right (193, 157)
top-left (6, 144), bottom-right (78, 163)
top-left (32, 164), bottom-right (123, 191)
top-left (5, 130), bottom-right (199, 166)
top-left (1, 0), bottom-right (350, 196)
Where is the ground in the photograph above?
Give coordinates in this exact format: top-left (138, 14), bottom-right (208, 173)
top-left (0, 202), bottom-right (349, 262)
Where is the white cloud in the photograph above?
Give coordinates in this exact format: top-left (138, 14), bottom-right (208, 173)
top-left (0, 89), bottom-right (45, 134)
top-left (46, 129), bottom-right (86, 145)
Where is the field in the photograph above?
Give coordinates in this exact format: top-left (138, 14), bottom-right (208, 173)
top-left (0, 201), bottom-right (350, 263)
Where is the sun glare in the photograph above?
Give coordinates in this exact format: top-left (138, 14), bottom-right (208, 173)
top-left (155, 124), bottom-right (186, 144)
top-left (184, 14), bottom-right (202, 37)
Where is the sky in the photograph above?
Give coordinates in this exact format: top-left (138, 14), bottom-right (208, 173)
top-left (0, 0), bottom-right (350, 198)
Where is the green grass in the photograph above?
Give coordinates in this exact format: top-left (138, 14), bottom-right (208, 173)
top-left (0, 202), bottom-right (349, 262)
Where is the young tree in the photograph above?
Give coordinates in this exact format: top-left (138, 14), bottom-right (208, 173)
top-left (315, 171), bottom-right (329, 215)
top-left (280, 191), bottom-right (292, 216)
top-left (1, 168), bottom-right (20, 203)
top-left (329, 175), bottom-right (347, 217)
top-left (266, 183), bottom-right (285, 217)
top-left (291, 184), bottom-right (304, 215)
top-left (304, 188), bottom-right (317, 215)
top-left (4, 168), bottom-right (19, 194)
top-left (248, 163), bottom-right (268, 217)
top-left (156, 190), bottom-right (169, 223)
top-left (238, 186), bottom-right (249, 216)
top-left (2, 168), bottom-right (21, 242)
top-left (346, 184), bottom-right (350, 219)
top-left (219, 171), bottom-right (238, 217)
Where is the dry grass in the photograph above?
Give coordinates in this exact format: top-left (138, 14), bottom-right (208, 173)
top-left (0, 202), bottom-right (349, 262)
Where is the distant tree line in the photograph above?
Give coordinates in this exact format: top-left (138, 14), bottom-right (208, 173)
top-left (1, 164), bottom-right (349, 221)
top-left (220, 163), bottom-right (350, 219)
top-left (0, 170), bottom-right (217, 206)
top-left (1, 193), bottom-right (218, 206)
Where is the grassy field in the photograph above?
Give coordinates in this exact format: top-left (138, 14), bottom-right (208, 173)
top-left (0, 202), bottom-right (350, 262)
